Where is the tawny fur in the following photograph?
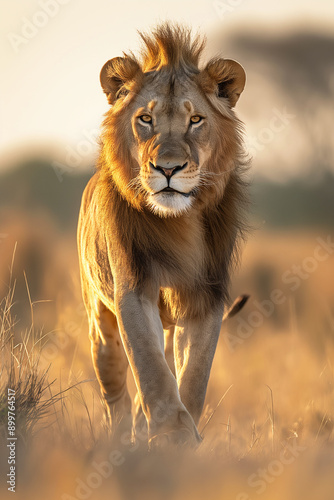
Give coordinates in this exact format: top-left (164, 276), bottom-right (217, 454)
top-left (78, 23), bottom-right (249, 446)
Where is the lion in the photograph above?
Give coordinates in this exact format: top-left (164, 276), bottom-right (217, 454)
top-left (77, 23), bottom-right (248, 448)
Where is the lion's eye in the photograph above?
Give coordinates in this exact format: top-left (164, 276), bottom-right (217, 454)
top-left (139, 115), bottom-right (152, 124)
top-left (190, 116), bottom-right (202, 124)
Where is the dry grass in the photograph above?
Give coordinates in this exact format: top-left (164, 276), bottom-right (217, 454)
top-left (0, 250), bottom-right (58, 442)
top-left (0, 231), bottom-right (334, 500)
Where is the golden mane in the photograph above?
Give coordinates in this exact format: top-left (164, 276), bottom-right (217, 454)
top-left (138, 23), bottom-right (205, 72)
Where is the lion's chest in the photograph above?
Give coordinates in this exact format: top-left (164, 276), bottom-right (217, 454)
top-left (146, 214), bottom-right (229, 320)
top-left (153, 218), bottom-right (206, 289)
top-left (156, 230), bottom-right (208, 322)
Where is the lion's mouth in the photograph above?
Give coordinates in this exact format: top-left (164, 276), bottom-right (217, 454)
top-left (156, 187), bottom-right (193, 198)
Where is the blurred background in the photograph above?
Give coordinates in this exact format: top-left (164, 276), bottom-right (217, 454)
top-left (1, 0), bottom-right (333, 328)
top-left (0, 1), bottom-right (334, 499)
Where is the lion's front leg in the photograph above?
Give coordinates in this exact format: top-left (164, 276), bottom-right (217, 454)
top-left (133, 325), bottom-right (176, 442)
top-left (174, 308), bottom-right (224, 426)
top-left (115, 288), bottom-right (200, 448)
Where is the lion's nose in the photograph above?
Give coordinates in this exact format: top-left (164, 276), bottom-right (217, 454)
top-left (149, 162), bottom-right (188, 179)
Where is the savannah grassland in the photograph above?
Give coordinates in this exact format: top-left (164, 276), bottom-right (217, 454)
top-left (0, 222), bottom-right (334, 500)
top-left (1, 22), bottom-right (333, 500)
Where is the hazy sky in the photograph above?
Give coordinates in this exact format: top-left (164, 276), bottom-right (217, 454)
top-left (0, 0), bottom-right (333, 167)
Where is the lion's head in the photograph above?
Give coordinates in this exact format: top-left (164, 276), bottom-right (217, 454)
top-left (99, 24), bottom-right (246, 217)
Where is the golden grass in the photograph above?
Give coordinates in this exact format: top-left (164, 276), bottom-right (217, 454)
top-left (0, 230), bottom-right (334, 500)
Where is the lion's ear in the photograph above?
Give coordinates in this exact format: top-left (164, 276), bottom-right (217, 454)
top-left (100, 56), bottom-right (141, 105)
top-left (202, 58), bottom-right (246, 108)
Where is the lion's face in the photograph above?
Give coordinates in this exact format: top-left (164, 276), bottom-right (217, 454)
top-left (129, 75), bottom-right (214, 216)
top-left (100, 42), bottom-right (245, 217)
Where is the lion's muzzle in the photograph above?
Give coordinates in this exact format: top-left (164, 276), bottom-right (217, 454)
top-left (149, 161), bottom-right (188, 180)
